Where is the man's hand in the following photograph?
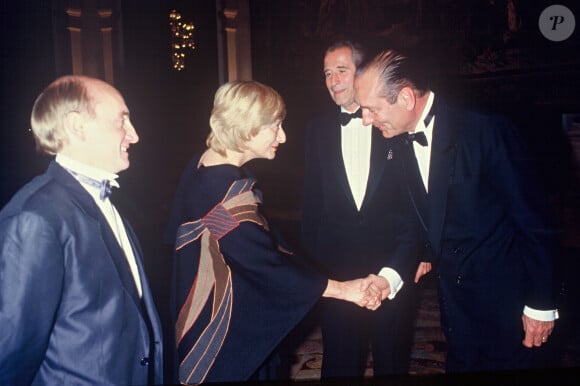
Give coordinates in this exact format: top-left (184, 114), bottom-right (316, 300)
top-left (336, 277), bottom-right (381, 310)
top-left (521, 314), bottom-right (555, 348)
top-left (367, 274), bottom-right (391, 301)
top-left (414, 262), bottom-right (432, 283)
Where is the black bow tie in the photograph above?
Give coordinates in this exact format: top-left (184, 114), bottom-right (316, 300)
top-left (339, 108), bottom-right (362, 126)
top-left (405, 131), bottom-right (428, 147)
top-left (66, 169), bottom-right (114, 200)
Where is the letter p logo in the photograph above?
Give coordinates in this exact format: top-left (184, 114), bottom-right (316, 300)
top-left (550, 15), bottom-right (565, 30)
top-left (539, 5), bottom-right (576, 42)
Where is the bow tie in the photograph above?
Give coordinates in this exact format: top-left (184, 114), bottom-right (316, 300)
top-left (66, 169), bottom-right (114, 201)
top-left (405, 131), bottom-right (428, 147)
top-left (339, 108), bottom-right (362, 126)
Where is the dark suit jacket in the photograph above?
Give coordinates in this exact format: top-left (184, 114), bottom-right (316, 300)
top-left (401, 97), bottom-right (559, 348)
top-left (302, 108), bottom-right (421, 282)
top-left (0, 161), bottom-right (163, 385)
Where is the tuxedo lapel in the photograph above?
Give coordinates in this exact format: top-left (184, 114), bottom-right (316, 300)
top-left (360, 128), bottom-right (388, 210)
top-left (326, 115), bottom-right (358, 208)
top-left (399, 137), bottom-right (428, 231)
top-left (427, 101), bottom-right (460, 255)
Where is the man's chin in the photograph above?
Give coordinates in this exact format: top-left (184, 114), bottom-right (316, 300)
top-left (116, 160), bottom-right (130, 173)
top-left (379, 129), bottom-right (395, 139)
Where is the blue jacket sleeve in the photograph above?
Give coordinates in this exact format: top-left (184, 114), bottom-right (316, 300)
top-left (0, 212), bottom-right (65, 385)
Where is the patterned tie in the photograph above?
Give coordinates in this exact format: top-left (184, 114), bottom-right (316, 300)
top-left (339, 108), bottom-right (362, 126)
top-left (66, 169), bottom-right (114, 200)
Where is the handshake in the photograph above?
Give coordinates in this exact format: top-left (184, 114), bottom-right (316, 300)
top-left (325, 274), bottom-right (391, 311)
top-left (325, 263), bottom-right (432, 310)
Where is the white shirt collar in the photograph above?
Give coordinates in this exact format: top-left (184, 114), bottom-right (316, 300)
top-left (55, 154), bottom-right (120, 188)
top-left (410, 91), bottom-right (435, 145)
top-left (340, 106), bottom-right (359, 114)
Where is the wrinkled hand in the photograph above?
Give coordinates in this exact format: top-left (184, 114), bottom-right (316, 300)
top-left (414, 262), bottom-right (432, 283)
top-left (522, 314), bottom-right (555, 348)
top-left (341, 276), bottom-right (382, 310)
top-left (367, 274), bottom-right (391, 302)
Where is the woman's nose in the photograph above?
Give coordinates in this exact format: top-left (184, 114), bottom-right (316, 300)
top-left (278, 127), bottom-right (286, 143)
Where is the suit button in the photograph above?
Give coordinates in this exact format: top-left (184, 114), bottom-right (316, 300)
top-left (453, 247), bottom-right (461, 254)
top-left (140, 357), bottom-right (150, 366)
top-left (456, 275), bottom-right (462, 284)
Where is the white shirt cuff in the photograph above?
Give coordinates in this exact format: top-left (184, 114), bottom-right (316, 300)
top-left (378, 267), bottom-right (404, 300)
top-left (523, 306), bottom-right (559, 321)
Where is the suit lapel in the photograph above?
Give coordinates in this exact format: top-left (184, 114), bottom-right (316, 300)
top-left (398, 136), bottom-right (429, 231)
top-left (48, 162), bottom-right (143, 311)
top-left (360, 127), bottom-right (388, 210)
top-left (117, 216), bottom-right (160, 382)
top-left (124, 220), bottom-right (161, 334)
top-left (427, 100), bottom-right (460, 254)
top-left (326, 114), bottom-right (358, 208)
top-left (99, 216), bottom-right (142, 309)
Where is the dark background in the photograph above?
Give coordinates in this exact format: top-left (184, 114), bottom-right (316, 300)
top-left (2, 0), bottom-right (579, 382)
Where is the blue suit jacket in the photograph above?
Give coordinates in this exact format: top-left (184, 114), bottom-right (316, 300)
top-left (399, 98), bottom-right (559, 350)
top-left (0, 161), bottom-right (163, 385)
top-left (301, 107), bottom-right (421, 282)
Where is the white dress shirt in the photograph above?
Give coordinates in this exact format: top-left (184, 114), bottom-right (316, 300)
top-left (341, 107), bottom-right (372, 210)
top-left (56, 154), bottom-right (143, 297)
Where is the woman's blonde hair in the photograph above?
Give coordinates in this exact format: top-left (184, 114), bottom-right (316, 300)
top-left (207, 80), bottom-right (286, 155)
top-left (30, 75), bottom-right (95, 155)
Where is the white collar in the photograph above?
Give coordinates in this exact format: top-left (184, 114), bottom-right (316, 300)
top-left (340, 106), bottom-right (360, 114)
top-left (56, 154), bottom-right (120, 188)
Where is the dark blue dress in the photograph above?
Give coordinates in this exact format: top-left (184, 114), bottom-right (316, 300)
top-left (166, 154), bottom-right (327, 384)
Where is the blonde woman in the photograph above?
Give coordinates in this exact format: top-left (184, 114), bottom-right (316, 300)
top-left (165, 81), bottom-right (382, 384)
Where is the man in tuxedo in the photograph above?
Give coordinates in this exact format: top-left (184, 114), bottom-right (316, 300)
top-left (301, 41), bottom-right (427, 378)
top-left (354, 49), bottom-right (560, 372)
top-left (0, 75), bottom-right (163, 385)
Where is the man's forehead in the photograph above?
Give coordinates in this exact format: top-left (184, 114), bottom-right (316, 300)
top-left (325, 63), bottom-right (352, 71)
top-left (324, 47), bottom-right (353, 61)
top-left (324, 56), bottom-right (353, 68)
top-left (89, 81), bottom-right (123, 101)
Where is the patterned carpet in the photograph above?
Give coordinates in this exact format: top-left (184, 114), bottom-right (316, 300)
top-left (288, 278), bottom-right (580, 382)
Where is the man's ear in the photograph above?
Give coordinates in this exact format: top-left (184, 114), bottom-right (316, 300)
top-left (62, 111), bottom-right (86, 141)
top-left (398, 87), bottom-right (417, 112)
